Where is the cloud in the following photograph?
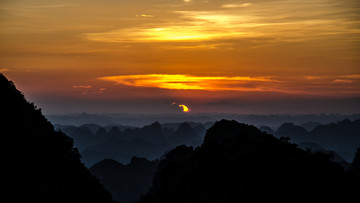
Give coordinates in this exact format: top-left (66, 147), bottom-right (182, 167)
top-left (301, 75), bottom-right (360, 95)
top-left (72, 85), bottom-right (92, 89)
top-left (72, 85), bottom-right (106, 95)
top-left (98, 74), bottom-right (360, 96)
top-left (305, 75), bottom-right (360, 83)
top-left (222, 3), bottom-right (252, 8)
top-left (98, 88), bottom-right (106, 94)
top-left (333, 79), bottom-right (352, 83)
top-left (341, 75), bottom-right (360, 79)
top-left (84, 10), bottom-right (255, 43)
top-left (98, 74), bottom-right (277, 92)
top-left (25, 4), bottom-right (72, 9)
top-left (84, 25), bottom-right (243, 43)
top-left (72, 85), bottom-right (92, 95)
top-left (83, 0), bottom-right (359, 45)
top-left (0, 68), bottom-right (9, 73)
top-left (136, 14), bottom-right (154, 18)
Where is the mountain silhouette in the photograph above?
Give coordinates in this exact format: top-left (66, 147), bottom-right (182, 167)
top-left (0, 74), bottom-right (114, 202)
top-left (90, 157), bottom-right (159, 203)
top-left (268, 119), bottom-right (360, 162)
top-left (258, 125), bottom-right (274, 134)
top-left (138, 120), bottom-right (359, 202)
top-left (310, 119), bottom-right (360, 160)
top-left (275, 122), bottom-right (309, 142)
top-left (81, 123), bottom-right (103, 134)
top-left (351, 147), bottom-right (360, 176)
top-left (299, 142), bottom-right (350, 168)
top-left (169, 122), bottom-right (202, 146)
top-left (108, 126), bottom-right (122, 137)
top-left (300, 121), bottom-right (321, 131)
top-left (138, 122), bottom-right (165, 144)
top-left (70, 126), bottom-right (95, 150)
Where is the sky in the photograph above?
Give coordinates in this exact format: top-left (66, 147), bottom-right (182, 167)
top-left (0, 0), bottom-right (359, 114)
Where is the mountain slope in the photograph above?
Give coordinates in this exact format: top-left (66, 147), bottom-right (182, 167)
top-left (138, 120), bottom-right (359, 202)
top-left (0, 74), bottom-right (113, 202)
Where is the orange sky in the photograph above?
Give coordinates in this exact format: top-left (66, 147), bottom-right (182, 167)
top-left (0, 0), bottom-right (359, 114)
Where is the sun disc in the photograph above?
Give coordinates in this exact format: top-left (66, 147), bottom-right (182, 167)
top-left (179, 104), bottom-right (190, 112)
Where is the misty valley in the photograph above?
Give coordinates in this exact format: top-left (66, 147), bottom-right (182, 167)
top-left (56, 117), bottom-right (360, 202)
top-left (2, 73), bottom-right (360, 203)
top-left (56, 118), bottom-right (360, 167)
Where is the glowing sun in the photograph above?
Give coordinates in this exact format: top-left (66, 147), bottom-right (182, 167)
top-left (179, 104), bottom-right (190, 112)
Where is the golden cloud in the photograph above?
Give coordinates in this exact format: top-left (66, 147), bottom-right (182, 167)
top-left (136, 14), bottom-right (154, 18)
top-left (98, 74), bottom-right (276, 92)
top-left (84, 1), bottom-right (359, 44)
top-left (222, 3), bottom-right (252, 8)
top-left (98, 74), bottom-right (360, 96)
top-left (0, 68), bottom-right (9, 73)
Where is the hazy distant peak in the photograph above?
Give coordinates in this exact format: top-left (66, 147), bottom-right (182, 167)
top-left (142, 121), bottom-right (162, 131)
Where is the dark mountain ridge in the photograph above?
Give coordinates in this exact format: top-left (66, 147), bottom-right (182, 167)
top-left (90, 157), bottom-right (159, 203)
top-left (138, 120), bottom-right (360, 202)
top-left (0, 74), bottom-right (114, 202)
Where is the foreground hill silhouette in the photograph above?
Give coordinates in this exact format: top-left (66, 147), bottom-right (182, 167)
top-left (90, 157), bottom-right (159, 203)
top-left (0, 74), bottom-right (113, 202)
top-left (138, 120), bottom-right (360, 202)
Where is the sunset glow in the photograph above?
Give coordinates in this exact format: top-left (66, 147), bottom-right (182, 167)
top-left (99, 74), bottom-right (275, 91)
top-left (0, 0), bottom-right (359, 114)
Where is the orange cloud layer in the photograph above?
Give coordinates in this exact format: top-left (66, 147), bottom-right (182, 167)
top-left (99, 74), bottom-right (276, 92)
top-left (98, 74), bottom-right (360, 97)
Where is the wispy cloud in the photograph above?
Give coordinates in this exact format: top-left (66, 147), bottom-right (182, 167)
top-left (72, 85), bottom-right (106, 95)
top-left (305, 74), bottom-right (360, 83)
top-left (72, 85), bottom-right (92, 95)
top-left (136, 14), bottom-right (154, 18)
top-left (72, 85), bottom-right (92, 89)
top-left (83, 0), bottom-right (360, 45)
top-left (301, 75), bottom-right (360, 94)
top-left (222, 3), bottom-right (252, 8)
top-left (25, 4), bottom-right (72, 9)
top-left (98, 88), bottom-right (106, 94)
top-left (0, 68), bottom-right (9, 73)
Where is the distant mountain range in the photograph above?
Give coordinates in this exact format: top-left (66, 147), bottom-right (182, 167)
top-left (136, 120), bottom-right (360, 202)
top-left (271, 119), bottom-right (360, 162)
top-left (54, 116), bottom-right (360, 166)
top-left (85, 119), bottom-right (360, 203)
top-left (47, 112), bottom-right (360, 128)
top-left (55, 121), bottom-right (206, 166)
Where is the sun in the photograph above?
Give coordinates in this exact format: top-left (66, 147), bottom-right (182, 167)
top-left (179, 104), bottom-right (190, 112)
